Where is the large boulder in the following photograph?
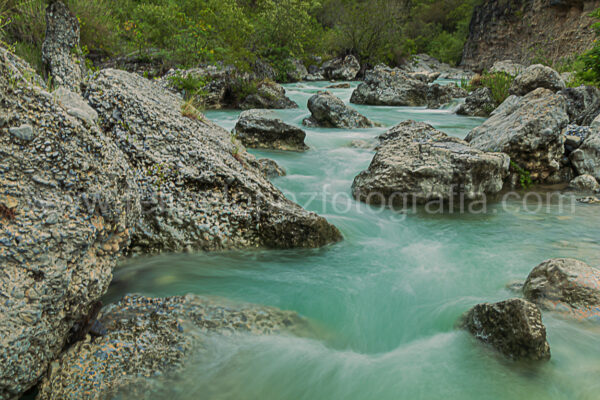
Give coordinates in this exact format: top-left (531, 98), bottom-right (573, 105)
top-left (41, 1), bottom-right (85, 92)
top-left (239, 80), bottom-right (298, 110)
top-left (160, 66), bottom-right (234, 109)
top-left (234, 109), bottom-right (308, 151)
top-left (350, 65), bottom-right (428, 107)
top-left (523, 258), bottom-right (600, 321)
top-left (37, 294), bottom-right (308, 400)
top-left (457, 87), bottom-right (496, 117)
top-left (322, 55), bottom-right (360, 81)
top-left (303, 91), bottom-right (376, 129)
top-left (85, 69), bottom-right (342, 252)
top-left (569, 175), bottom-right (600, 192)
top-left (460, 299), bottom-right (551, 361)
top-left (571, 130), bottom-right (600, 180)
top-left (352, 121), bottom-right (510, 205)
top-left (287, 59), bottom-right (309, 82)
top-left (490, 60), bottom-right (525, 77)
top-left (509, 64), bottom-right (566, 96)
top-left (0, 48), bottom-right (141, 398)
top-left (425, 84), bottom-right (468, 109)
top-left (559, 86), bottom-right (600, 126)
top-left (466, 88), bottom-right (569, 182)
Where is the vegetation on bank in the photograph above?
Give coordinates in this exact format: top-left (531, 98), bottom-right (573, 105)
top-left (1, 0), bottom-right (481, 79)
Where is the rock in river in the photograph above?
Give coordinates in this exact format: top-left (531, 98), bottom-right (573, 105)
top-left (37, 294), bottom-right (308, 400)
top-left (350, 65), bottom-right (428, 107)
top-left (234, 109), bottom-right (308, 151)
top-left (352, 120), bottom-right (510, 205)
top-left (509, 64), bottom-right (566, 96)
top-left (523, 258), bottom-right (600, 321)
top-left (460, 298), bottom-right (551, 362)
top-left (457, 87), bottom-right (496, 117)
top-left (322, 55), bottom-right (360, 81)
top-left (466, 88), bottom-right (569, 182)
top-left (85, 69), bottom-right (342, 252)
top-left (239, 79), bottom-right (298, 110)
top-left (303, 91), bottom-right (376, 129)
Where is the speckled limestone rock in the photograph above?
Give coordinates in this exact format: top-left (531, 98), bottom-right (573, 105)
top-left (322, 55), bottom-right (360, 81)
top-left (239, 80), bottom-right (298, 110)
top-left (571, 130), bottom-right (600, 181)
top-left (303, 91), bottom-right (376, 129)
top-left (523, 258), bottom-right (600, 322)
top-left (85, 69), bottom-right (342, 252)
top-left (234, 109), bottom-right (308, 151)
top-left (466, 88), bottom-right (569, 182)
top-left (258, 158), bottom-right (286, 178)
top-left (37, 294), bottom-right (308, 400)
top-left (509, 64), bottom-right (566, 96)
top-left (350, 65), bottom-right (428, 107)
top-left (569, 174), bottom-right (600, 192)
top-left (425, 84), bottom-right (468, 109)
top-left (52, 87), bottom-right (98, 126)
top-left (0, 48), bottom-right (141, 398)
top-left (558, 85), bottom-right (600, 126)
top-left (41, 1), bottom-right (85, 92)
top-left (460, 299), bottom-right (551, 361)
top-left (352, 121), bottom-right (510, 205)
top-left (457, 87), bottom-right (496, 117)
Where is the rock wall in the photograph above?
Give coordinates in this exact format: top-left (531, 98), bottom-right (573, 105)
top-left (461, 0), bottom-right (600, 71)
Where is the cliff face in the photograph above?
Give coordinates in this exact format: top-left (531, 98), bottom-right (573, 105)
top-left (461, 0), bottom-right (600, 71)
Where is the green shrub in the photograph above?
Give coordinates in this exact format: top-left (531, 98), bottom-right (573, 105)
top-left (510, 161), bottom-right (533, 189)
top-left (463, 71), bottom-right (515, 106)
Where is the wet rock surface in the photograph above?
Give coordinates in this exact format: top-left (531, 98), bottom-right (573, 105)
top-left (524, 258), bottom-right (600, 321)
top-left (509, 64), bottom-right (566, 96)
top-left (457, 87), bottom-right (496, 117)
top-left (37, 294), bottom-right (308, 400)
top-left (234, 109), bottom-right (308, 151)
top-left (303, 91), bottom-right (376, 129)
top-left (350, 65), bottom-right (428, 107)
top-left (86, 69), bottom-right (341, 253)
top-left (460, 298), bottom-right (551, 361)
top-left (41, 1), bottom-right (85, 92)
top-left (352, 120), bottom-right (509, 205)
top-left (239, 80), bottom-right (298, 110)
top-left (466, 88), bottom-right (569, 182)
top-left (0, 47), bottom-right (141, 398)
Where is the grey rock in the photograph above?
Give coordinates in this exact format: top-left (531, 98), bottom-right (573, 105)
top-left (41, 1), bottom-right (85, 92)
top-left (303, 91), bottom-right (376, 129)
top-left (466, 88), bottom-right (569, 182)
top-left (524, 258), bottom-right (600, 321)
top-left (490, 95), bottom-right (520, 116)
top-left (0, 48), bottom-right (141, 399)
top-left (287, 59), bottom-right (309, 82)
top-left (559, 85), bottom-right (600, 125)
top-left (86, 69), bottom-right (341, 252)
top-left (239, 80), bottom-right (298, 110)
top-left (426, 84), bottom-right (467, 109)
top-left (326, 83), bottom-right (351, 89)
top-left (53, 87), bottom-right (98, 125)
top-left (509, 64), bottom-right (566, 96)
top-left (457, 87), bottom-right (495, 117)
top-left (234, 109), bottom-right (308, 151)
top-left (350, 65), bottom-right (428, 107)
top-left (322, 55), bottom-right (360, 81)
top-left (352, 120), bottom-right (510, 205)
top-left (303, 73), bottom-right (325, 81)
top-left (408, 71), bottom-right (441, 83)
top-left (490, 60), bottom-right (526, 77)
top-left (9, 124), bottom-right (35, 142)
top-left (37, 294), bottom-right (309, 400)
top-left (571, 130), bottom-right (600, 180)
top-left (569, 174), bottom-right (599, 192)
top-left (460, 298), bottom-right (551, 361)
top-left (258, 158), bottom-right (286, 178)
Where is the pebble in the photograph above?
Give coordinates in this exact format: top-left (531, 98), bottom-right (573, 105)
top-left (9, 124), bottom-right (35, 142)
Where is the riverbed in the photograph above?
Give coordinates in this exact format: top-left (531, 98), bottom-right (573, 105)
top-left (106, 81), bottom-right (600, 400)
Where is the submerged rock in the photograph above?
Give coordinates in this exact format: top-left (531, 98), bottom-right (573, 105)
top-left (466, 88), bottom-right (569, 182)
top-left (234, 109), bottom-right (308, 151)
top-left (524, 258), bottom-right (600, 322)
top-left (460, 298), bottom-right (551, 361)
top-left (457, 87), bottom-right (495, 117)
top-left (350, 65), bottom-right (428, 107)
top-left (322, 55), bottom-right (360, 81)
top-left (571, 130), bottom-right (600, 181)
top-left (258, 158), bottom-right (287, 178)
top-left (239, 79), bottom-right (298, 110)
top-left (37, 294), bottom-right (307, 400)
top-left (86, 69), bottom-right (341, 252)
top-left (352, 120), bottom-right (509, 205)
top-left (41, 1), bottom-right (85, 92)
top-left (509, 64), bottom-right (566, 96)
top-left (0, 48), bottom-right (141, 398)
top-left (303, 91), bottom-right (376, 129)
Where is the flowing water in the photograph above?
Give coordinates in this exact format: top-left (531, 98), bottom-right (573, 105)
top-left (107, 81), bottom-right (600, 400)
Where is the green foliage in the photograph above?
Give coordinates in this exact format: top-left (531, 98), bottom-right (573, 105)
top-left (510, 161), bottom-right (533, 190)
top-left (572, 7), bottom-right (600, 86)
top-left (462, 71), bottom-right (515, 106)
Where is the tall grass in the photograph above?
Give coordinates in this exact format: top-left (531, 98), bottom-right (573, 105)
top-left (461, 71), bottom-right (515, 106)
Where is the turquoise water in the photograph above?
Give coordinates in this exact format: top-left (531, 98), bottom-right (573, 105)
top-left (107, 81), bottom-right (600, 400)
